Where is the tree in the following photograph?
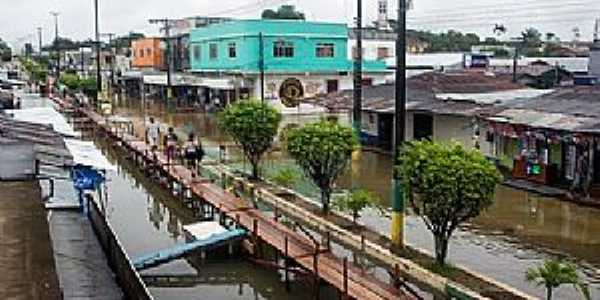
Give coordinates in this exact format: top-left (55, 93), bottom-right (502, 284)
top-left (521, 27), bottom-right (543, 48)
top-left (261, 5), bottom-right (305, 20)
top-left (526, 259), bottom-right (590, 300)
top-left (60, 73), bottom-right (81, 90)
top-left (270, 168), bottom-right (298, 188)
top-left (218, 101), bottom-right (282, 179)
top-left (545, 32), bottom-right (558, 43)
top-left (286, 120), bottom-right (358, 214)
top-left (333, 189), bottom-right (378, 224)
top-left (397, 141), bottom-right (501, 266)
top-left (0, 38), bottom-right (12, 62)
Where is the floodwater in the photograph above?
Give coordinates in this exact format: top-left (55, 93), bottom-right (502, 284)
top-left (97, 137), bottom-right (327, 300)
top-left (112, 97), bottom-right (600, 299)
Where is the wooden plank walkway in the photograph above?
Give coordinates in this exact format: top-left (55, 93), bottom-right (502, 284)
top-left (76, 106), bottom-right (411, 300)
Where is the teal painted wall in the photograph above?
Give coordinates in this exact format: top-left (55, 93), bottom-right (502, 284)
top-left (189, 19), bottom-right (386, 73)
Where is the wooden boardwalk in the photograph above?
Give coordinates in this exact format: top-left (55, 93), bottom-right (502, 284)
top-left (76, 107), bottom-right (412, 300)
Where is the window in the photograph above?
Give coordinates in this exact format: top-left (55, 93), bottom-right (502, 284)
top-left (316, 43), bottom-right (335, 58)
top-left (228, 42), bottom-right (236, 58)
top-left (209, 43), bottom-right (218, 59)
top-left (146, 48), bottom-right (151, 56)
top-left (273, 40), bottom-right (294, 58)
top-left (193, 45), bottom-right (201, 61)
top-left (139, 49), bottom-right (144, 58)
top-left (377, 47), bottom-right (390, 59)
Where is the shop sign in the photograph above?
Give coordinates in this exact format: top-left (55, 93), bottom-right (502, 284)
top-left (279, 78), bottom-right (304, 108)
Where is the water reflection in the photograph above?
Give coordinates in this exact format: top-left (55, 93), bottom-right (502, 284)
top-left (96, 136), bottom-right (321, 300)
top-left (112, 99), bottom-right (600, 299)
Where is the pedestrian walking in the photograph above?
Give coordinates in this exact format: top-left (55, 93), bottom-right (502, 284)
top-left (163, 127), bottom-right (178, 166)
top-left (145, 117), bottom-right (161, 152)
top-left (183, 133), bottom-right (205, 180)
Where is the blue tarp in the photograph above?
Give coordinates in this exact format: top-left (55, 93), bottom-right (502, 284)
top-left (73, 166), bottom-right (104, 191)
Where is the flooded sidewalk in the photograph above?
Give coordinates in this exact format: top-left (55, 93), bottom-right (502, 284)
top-left (0, 181), bottom-right (61, 300)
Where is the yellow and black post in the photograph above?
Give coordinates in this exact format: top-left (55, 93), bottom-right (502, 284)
top-left (391, 0), bottom-right (407, 247)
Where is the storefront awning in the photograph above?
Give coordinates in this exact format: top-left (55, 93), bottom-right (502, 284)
top-left (143, 74), bottom-right (250, 90)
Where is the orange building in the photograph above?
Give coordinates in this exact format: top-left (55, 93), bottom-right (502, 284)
top-left (131, 38), bottom-right (163, 69)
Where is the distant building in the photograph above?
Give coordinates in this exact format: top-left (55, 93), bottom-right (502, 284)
top-left (131, 38), bottom-right (164, 70)
top-left (348, 28), bottom-right (429, 66)
top-left (189, 19), bottom-right (389, 112)
top-left (589, 18), bottom-right (600, 82)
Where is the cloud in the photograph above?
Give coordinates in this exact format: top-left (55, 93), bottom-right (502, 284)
top-left (1, 0), bottom-right (595, 49)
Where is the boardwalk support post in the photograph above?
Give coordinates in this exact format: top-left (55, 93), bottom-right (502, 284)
top-left (343, 257), bottom-right (348, 300)
top-left (313, 244), bottom-right (320, 300)
top-left (253, 219), bottom-right (258, 258)
top-left (285, 235), bottom-right (290, 292)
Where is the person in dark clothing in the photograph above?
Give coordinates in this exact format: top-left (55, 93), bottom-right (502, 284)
top-left (183, 133), bottom-right (205, 180)
top-left (163, 127), bottom-right (178, 165)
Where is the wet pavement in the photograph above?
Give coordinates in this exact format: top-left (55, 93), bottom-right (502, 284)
top-left (0, 181), bottom-right (61, 300)
top-left (112, 98), bottom-right (600, 299)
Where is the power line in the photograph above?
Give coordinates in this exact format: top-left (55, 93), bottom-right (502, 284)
top-left (402, 0), bottom-right (594, 17)
top-left (207, 0), bottom-right (291, 17)
top-left (406, 0), bottom-right (598, 20)
top-left (407, 8), bottom-right (600, 25)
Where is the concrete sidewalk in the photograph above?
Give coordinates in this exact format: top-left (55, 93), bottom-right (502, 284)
top-left (0, 181), bottom-right (62, 300)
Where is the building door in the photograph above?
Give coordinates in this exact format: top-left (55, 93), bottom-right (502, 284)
top-left (413, 113), bottom-right (433, 140)
top-left (378, 113), bottom-right (394, 151)
top-left (326, 80), bottom-right (339, 93)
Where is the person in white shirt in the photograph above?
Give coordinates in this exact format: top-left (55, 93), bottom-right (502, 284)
top-left (145, 117), bottom-right (161, 152)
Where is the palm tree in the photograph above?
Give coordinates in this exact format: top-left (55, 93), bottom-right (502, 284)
top-left (525, 259), bottom-right (590, 300)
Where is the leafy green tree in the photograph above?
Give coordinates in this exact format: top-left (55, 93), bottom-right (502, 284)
top-left (526, 259), bottom-right (590, 300)
top-left (60, 73), bottom-right (81, 90)
top-left (218, 101), bottom-right (282, 179)
top-left (286, 120), bottom-right (358, 214)
top-left (521, 27), bottom-right (543, 49)
top-left (397, 141), bottom-right (501, 266)
top-left (270, 168), bottom-right (298, 188)
top-left (333, 189), bottom-right (378, 224)
top-left (261, 5), bottom-right (305, 20)
top-left (0, 38), bottom-right (12, 62)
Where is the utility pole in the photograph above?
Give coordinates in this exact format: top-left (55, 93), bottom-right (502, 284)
top-left (80, 47), bottom-right (85, 77)
top-left (353, 0), bottom-right (363, 136)
top-left (512, 46), bottom-right (519, 83)
top-left (259, 32), bottom-right (265, 103)
top-left (37, 27), bottom-right (42, 59)
top-left (149, 18), bottom-right (174, 104)
top-left (94, 0), bottom-right (102, 103)
top-left (50, 12), bottom-right (60, 81)
top-left (391, 0), bottom-right (407, 247)
top-left (101, 33), bottom-right (115, 91)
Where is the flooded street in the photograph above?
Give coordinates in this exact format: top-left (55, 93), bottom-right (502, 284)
top-left (112, 97), bottom-right (600, 299)
top-left (96, 137), bottom-right (323, 300)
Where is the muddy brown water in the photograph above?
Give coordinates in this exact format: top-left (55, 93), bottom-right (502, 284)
top-left (111, 98), bottom-right (600, 299)
top-left (96, 137), bottom-right (337, 300)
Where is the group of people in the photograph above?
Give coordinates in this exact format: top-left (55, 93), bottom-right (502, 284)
top-left (145, 117), bottom-right (205, 180)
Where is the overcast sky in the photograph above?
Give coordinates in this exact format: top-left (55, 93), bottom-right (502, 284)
top-left (2, 0), bottom-right (599, 49)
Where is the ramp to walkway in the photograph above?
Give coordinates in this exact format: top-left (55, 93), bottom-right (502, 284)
top-left (132, 228), bottom-right (247, 271)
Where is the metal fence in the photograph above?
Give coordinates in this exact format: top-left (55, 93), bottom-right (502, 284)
top-left (87, 197), bottom-right (154, 300)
